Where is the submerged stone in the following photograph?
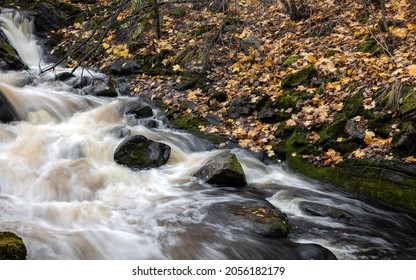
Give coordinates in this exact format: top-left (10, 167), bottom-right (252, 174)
top-left (114, 135), bottom-right (171, 170)
top-left (193, 150), bottom-right (247, 187)
top-left (299, 201), bottom-right (352, 221)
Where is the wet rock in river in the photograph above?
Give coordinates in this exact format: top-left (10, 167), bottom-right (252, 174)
top-left (193, 150), bottom-right (247, 187)
top-left (206, 200), bottom-right (290, 238)
top-left (299, 201), bottom-right (352, 221)
top-left (114, 135), bottom-right (171, 170)
top-left (109, 126), bottom-right (131, 139)
top-left (83, 80), bottom-right (118, 97)
top-left (0, 92), bottom-right (18, 123)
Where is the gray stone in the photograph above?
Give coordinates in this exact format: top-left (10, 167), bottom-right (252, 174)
top-left (193, 150), bottom-right (247, 187)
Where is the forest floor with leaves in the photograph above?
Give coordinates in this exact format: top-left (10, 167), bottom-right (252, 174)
top-left (54, 0), bottom-right (416, 166)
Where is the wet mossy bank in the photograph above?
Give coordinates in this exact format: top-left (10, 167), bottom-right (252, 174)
top-left (287, 155), bottom-right (416, 213)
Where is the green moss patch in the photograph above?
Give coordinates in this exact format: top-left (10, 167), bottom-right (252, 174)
top-left (281, 65), bottom-right (317, 88)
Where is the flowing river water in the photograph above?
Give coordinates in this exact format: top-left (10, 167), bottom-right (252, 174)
top-left (0, 10), bottom-right (415, 260)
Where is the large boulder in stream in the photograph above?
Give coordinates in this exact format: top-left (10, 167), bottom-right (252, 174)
top-left (0, 232), bottom-right (27, 260)
top-left (114, 135), bottom-right (171, 170)
top-left (193, 150), bottom-right (247, 187)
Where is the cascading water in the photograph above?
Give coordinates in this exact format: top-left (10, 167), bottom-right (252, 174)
top-left (0, 10), bottom-right (415, 260)
top-left (0, 9), bottom-right (44, 68)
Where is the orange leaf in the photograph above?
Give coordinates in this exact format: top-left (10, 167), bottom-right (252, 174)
top-left (264, 58), bottom-right (273, 67)
top-left (408, 65), bottom-right (416, 76)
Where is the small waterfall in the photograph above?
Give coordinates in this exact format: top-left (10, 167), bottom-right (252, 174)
top-left (0, 9), bottom-right (415, 260)
top-left (0, 10), bottom-right (44, 68)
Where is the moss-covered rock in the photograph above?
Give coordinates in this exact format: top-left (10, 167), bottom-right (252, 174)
top-left (287, 155), bottom-right (416, 213)
top-left (193, 150), bottom-right (247, 187)
top-left (0, 232), bottom-right (27, 260)
top-left (169, 113), bottom-right (225, 144)
top-left (281, 65), bottom-right (317, 88)
top-left (114, 135), bottom-right (171, 170)
top-left (276, 90), bottom-right (314, 109)
top-left (174, 72), bottom-right (208, 91)
top-left (170, 113), bottom-right (208, 131)
top-left (367, 112), bottom-right (393, 138)
top-left (343, 90), bottom-right (367, 117)
top-left (275, 127), bottom-right (317, 157)
top-left (319, 115), bottom-right (362, 155)
top-left (228, 94), bottom-right (255, 119)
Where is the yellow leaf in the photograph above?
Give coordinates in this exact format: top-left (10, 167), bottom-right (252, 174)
top-left (239, 139), bottom-right (251, 148)
top-left (119, 49), bottom-right (129, 58)
top-left (390, 26), bottom-right (407, 39)
top-left (364, 132), bottom-right (374, 144)
top-left (323, 158), bottom-right (334, 167)
top-left (404, 156), bottom-right (416, 163)
top-left (341, 77), bottom-right (350, 84)
top-left (234, 27), bottom-right (251, 39)
top-left (336, 137), bottom-right (344, 142)
top-left (102, 42), bottom-right (110, 50)
top-left (264, 58), bottom-right (273, 67)
top-left (407, 24), bottom-right (416, 31)
top-left (326, 81), bottom-right (341, 91)
top-left (408, 65), bottom-right (416, 76)
top-left (306, 54), bottom-right (317, 64)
